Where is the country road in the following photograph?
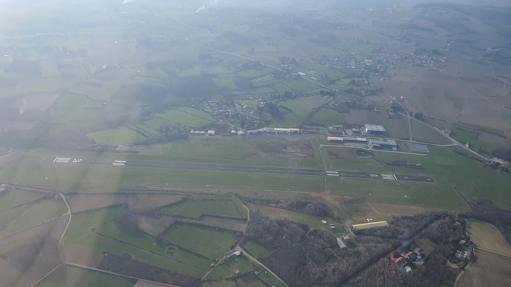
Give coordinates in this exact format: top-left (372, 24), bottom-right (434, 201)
top-left (58, 193), bottom-right (72, 245)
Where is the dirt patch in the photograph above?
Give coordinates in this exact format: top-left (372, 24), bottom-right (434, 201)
top-left (457, 250), bottom-right (511, 287)
top-left (134, 215), bottom-right (176, 237)
top-left (0, 258), bottom-right (24, 287)
top-left (379, 67), bottom-right (511, 132)
top-left (1, 218), bottom-right (64, 285)
top-left (0, 220), bottom-right (56, 255)
top-left (68, 194), bottom-right (127, 213)
top-left (62, 243), bottom-right (102, 267)
top-left (468, 220), bottom-right (511, 257)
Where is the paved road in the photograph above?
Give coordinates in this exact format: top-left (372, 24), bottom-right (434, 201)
top-left (74, 159), bottom-right (434, 183)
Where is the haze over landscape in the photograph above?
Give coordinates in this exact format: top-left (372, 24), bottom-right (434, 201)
top-left (0, 0), bottom-right (510, 286)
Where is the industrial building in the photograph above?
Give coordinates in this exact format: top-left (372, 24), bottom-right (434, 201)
top-left (327, 136), bottom-right (343, 143)
top-left (328, 125), bottom-right (344, 134)
top-left (363, 124), bottom-right (387, 136)
top-left (369, 138), bottom-right (398, 150)
top-left (273, 128), bottom-right (301, 134)
top-left (343, 137), bottom-right (368, 144)
top-left (408, 143), bottom-right (430, 154)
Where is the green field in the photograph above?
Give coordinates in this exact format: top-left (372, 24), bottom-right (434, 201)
top-left (160, 198), bottom-right (247, 220)
top-left (87, 107), bottom-right (215, 146)
top-left (249, 204), bottom-right (346, 236)
top-left (309, 108), bottom-right (346, 126)
top-left (0, 190), bottom-right (43, 211)
top-left (64, 207), bottom-right (211, 277)
top-left (130, 136), bottom-right (323, 169)
top-left (272, 96), bottom-right (330, 127)
top-left (162, 223), bottom-right (239, 259)
top-left (450, 126), bottom-right (503, 155)
top-left (39, 266), bottom-right (135, 287)
top-left (209, 255), bottom-right (256, 280)
top-left (142, 107), bottom-right (215, 130)
top-left (243, 241), bottom-right (271, 259)
top-left (235, 275), bottom-right (270, 287)
top-left (88, 127), bottom-right (147, 146)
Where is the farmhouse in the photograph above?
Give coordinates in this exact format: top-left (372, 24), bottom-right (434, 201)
top-left (363, 124), bottom-right (386, 136)
top-left (369, 138), bottom-right (397, 150)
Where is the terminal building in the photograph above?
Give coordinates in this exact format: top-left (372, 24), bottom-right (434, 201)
top-left (363, 124), bottom-right (387, 136)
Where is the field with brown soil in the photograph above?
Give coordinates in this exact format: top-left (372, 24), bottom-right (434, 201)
top-left (67, 194), bottom-right (127, 213)
top-left (127, 194), bottom-right (184, 212)
top-left (133, 215), bottom-right (176, 237)
top-left (0, 258), bottom-right (25, 287)
top-left (62, 243), bottom-right (102, 267)
top-left (457, 251), bottom-right (511, 287)
top-left (0, 217), bottom-right (67, 287)
top-left (379, 67), bottom-right (511, 136)
top-left (468, 220), bottom-right (511, 257)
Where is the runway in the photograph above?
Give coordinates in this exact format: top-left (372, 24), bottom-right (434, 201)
top-left (61, 158), bottom-right (434, 183)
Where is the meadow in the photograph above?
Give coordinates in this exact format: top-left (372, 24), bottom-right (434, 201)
top-left (160, 198), bottom-right (247, 220)
top-left (162, 223), bottom-right (239, 259)
top-left (39, 266), bottom-right (135, 287)
top-left (64, 207), bottom-right (212, 277)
